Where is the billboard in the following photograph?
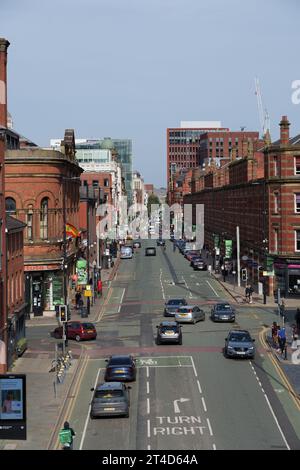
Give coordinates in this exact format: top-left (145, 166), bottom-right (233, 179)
top-left (0, 374), bottom-right (27, 440)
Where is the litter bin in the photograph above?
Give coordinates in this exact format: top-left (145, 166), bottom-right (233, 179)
top-left (80, 306), bottom-right (88, 318)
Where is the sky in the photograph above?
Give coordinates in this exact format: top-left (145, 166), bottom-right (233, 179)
top-left (1, 0), bottom-right (300, 187)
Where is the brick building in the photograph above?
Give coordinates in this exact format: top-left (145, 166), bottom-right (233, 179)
top-left (184, 116), bottom-right (300, 298)
top-left (5, 130), bottom-right (83, 316)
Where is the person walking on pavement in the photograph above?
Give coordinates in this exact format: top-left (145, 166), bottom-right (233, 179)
top-left (75, 291), bottom-right (82, 310)
top-left (97, 279), bottom-right (103, 298)
top-left (271, 321), bottom-right (279, 348)
top-left (277, 326), bottom-right (287, 357)
top-left (245, 285), bottom-right (250, 303)
top-left (248, 284), bottom-right (254, 304)
top-left (279, 298), bottom-right (286, 319)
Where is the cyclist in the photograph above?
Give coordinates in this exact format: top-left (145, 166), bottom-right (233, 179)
top-left (59, 421), bottom-right (76, 450)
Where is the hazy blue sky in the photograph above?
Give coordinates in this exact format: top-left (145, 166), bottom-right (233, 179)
top-left (1, 0), bottom-right (300, 186)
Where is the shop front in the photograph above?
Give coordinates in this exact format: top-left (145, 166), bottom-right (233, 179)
top-left (24, 265), bottom-right (64, 316)
top-left (274, 259), bottom-right (300, 297)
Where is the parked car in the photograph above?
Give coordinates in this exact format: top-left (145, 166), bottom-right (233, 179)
top-left (211, 303), bottom-right (236, 322)
top-left (156, 239), bottom-right (165, 246)
top-left (51, 321), bottom-right (97, 342)
top-left (104, 355), bottom-right (136, 382)
top-left (192, 258), bottom-right (207, 271)
top-left (156, 321), bottom-right (182, 345)
top-left (145, 247), bottom-right (156, 256)
top-left (90, 382), bottom-right (131, 418)
top-left (185, 250), bottom-right (201, 261)
top-left (224, 330), bottom-right (255, 359)
top-left (120, 245), bottom-right (133, 259)
top-left (164, 298), bottom-right (187, 317)
top-left (175, 306), bottom-right (205, 324)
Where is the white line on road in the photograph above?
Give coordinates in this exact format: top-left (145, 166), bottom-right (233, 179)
top-left (146, 366), bottom-right (149, 378)
top-left (197, 380), bottom-right (202, 394)
top-left (190, 356), bottom-right (198, 377)
top-left (79, 367), bottom-right (102, 450)
top-left (117, 288), bottom-right (126, 313)
top-left (147, 419), bottom-right (151, 438)
top-left (207, 418), bottom-right (213, 436)
top-left (147, 398), bottom-right (150, 414)
top-left (182, 277), bottom-right (193, 298)
top-left (148, 444), bottom-right (151, 450)
top-left (201, 397), bottom-right (207, 412)
top-left (213, 444), bottom-right (217, 450)
top-left (206, 280), bottom-right (219, 297)
top-left (263, 393), bottom-right (290, 450)
top-left (146, 382), bottom-right (150, 394)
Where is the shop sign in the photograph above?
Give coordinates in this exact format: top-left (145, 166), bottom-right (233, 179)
top-left (225, 240), bottom-right (232, 259)
top-left (24, 265), bottom-right (60, 272)
top-left (76, 259), bottom-right (87, 285)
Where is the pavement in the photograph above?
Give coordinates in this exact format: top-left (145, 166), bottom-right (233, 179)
top-left (0, 258), bottom-right (120, 450)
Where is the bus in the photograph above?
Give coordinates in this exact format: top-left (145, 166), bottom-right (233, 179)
top-left (120, 245), bottom-right (133, 259)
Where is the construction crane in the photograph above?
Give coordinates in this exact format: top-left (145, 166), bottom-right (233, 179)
top-left (254, 77), bottom-right (271, 139)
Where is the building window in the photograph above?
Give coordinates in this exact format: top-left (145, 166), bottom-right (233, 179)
top-left (104, 179), bottom-right (109, 187)
top-left (27, 205), bottom-right (33, 240)
top-left (274, 193), bottom-right (279, 214)
top-left (295, 230), bottom-right (300, 251)
top-left (5, 197), bottom-right (16, 215)
top-left (295, 157), bottom-right (300, 175)
top-left (92, 180), bottom-right (99, 188)
top-left (295, 194), bottom-right (300, 213)
top-left (40, 198), bottom-right (48, 240)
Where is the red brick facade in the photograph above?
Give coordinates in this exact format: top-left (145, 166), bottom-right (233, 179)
top-left (184, 117), bottom-right (300, 297)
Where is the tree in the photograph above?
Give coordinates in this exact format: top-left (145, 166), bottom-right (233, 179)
top-left (147, 194), bottom-right (160, 216)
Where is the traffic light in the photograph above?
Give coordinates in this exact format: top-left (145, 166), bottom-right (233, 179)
top-left (241, 269), bottom-right (248, 282)
top-left (59, 305), bottom-right (67, 323)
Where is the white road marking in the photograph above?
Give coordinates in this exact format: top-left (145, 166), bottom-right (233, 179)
top-left (263, 393), bottom-right (290, 450)
top-left (79, 367), bottom-right (102, 450)
top-left (147, 419), bottom-right (151, 438)
top-left (182, 277), bottom-right (193, 298)
top-left (190, 356), bottom-right (198, 377)
top-left (207, 418), bottom-right (213, 436)
top-left (117, 288), bottom-right (126, 313)
top-left (147, 382), bottom-right (150, 394)
top-left (206, 280), bottom-right (219, 297)
top-left (160, 269), bottom-right (166, 300)
top-left (147, 398), bottom-right (150, 414)
top-left (197, 380), bottom-right (202, 394)
top-left (201, 397), bottom-right (207, 412)
top-left (213, 444), bottom-right (217, 450)
top-left (147, 444), bottom-right (151, 450)
top-left (146, 366), bottom-right (149, 378)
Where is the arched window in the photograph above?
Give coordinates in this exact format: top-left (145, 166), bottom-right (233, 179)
top-left (40, 198), bottom-right (49, 240)
top-left (5, 197), bottom-right (16, 215)
top-left (27, 205), bottom-right (33, 240)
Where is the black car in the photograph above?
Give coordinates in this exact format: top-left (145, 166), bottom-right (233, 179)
top-left (224, 330), bottom-right (255, 359)
top-left (164, 298), bottom-right (187, 317)
top-left (192, 258), bottom-right (207, 271)
top-left (145, 247), bottom-right (156, 256)
top-left (157, 239), bottom-right (165, 246)
top-left (211, 303), bottom-right (236, 322)
top-left (104, 355), bottom-right (136, 382)
top-left (156, 321), bottom-right (182, 345)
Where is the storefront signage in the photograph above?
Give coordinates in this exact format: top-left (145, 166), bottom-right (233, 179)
top-left (0, 374), bottom-right (27, 440)
top-left (225, 240), bottom-right (232, 259)
top-left (24, 265), bottom-right (61, 272)
top-left (76, 259), bottom-right (87, 285)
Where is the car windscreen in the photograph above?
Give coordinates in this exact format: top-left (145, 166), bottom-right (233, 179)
top-left (167, 299), bottom-right (185, 305)
top-left (229, 333), bottom-right (251, 343)
top-left (109, 357), bottom-right (132, 365)
top-left (160, 326), bottom-right (178, 333)
top-left (216, 304), bottom-right (231, 310)
top-left (94, 390), bottom-right (124, 399)
top-left (178, 308), bottom-right (192, 313)
top-left (82, 323), bottom-right (95, 329)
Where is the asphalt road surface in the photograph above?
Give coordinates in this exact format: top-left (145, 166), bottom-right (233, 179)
top-left (66, 240), bottom-right (300, 450)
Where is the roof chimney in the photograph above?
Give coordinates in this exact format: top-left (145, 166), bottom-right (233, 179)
top-left (0, 38), bottom-right (10, 128)
top-left (280, 115), bottom-right (290, 146)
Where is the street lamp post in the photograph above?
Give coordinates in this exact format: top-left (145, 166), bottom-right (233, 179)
top-left (86, 182), bottom-right (91, 316)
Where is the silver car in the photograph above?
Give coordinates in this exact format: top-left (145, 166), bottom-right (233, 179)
top-left (90, 382), bottom-right (131, 418)
top-left (211, 303), bottom-right (235, 322)
top-left (175, 306), bottom-right (205, 324)
top-left (224, 330), bottom-right (255, 359)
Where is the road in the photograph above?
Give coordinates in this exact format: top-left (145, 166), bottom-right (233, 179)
top-left (28, 240), bottom-right (300, 450)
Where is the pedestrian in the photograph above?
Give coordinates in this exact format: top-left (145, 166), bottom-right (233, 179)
top-left (245, 285), bottom-right (250, 303)
top-left (277, 326), bottom-right (287, 356)
top-left (279, 298), bottom-right (286, 318)
top-left (295, 308), bottom-right (300, 335)
top-left (208, 264), bottom-right (212, 276)
top-left (75, 291), bottom-right (82, 310)
top-left (271, 321), bottom-right (279, 348)
top-left (222, 267), bottom-right (228, 282)
top-left (97, 279), bottom-right (103, 298)
top-left (248, 285), bottom-right (254, 304)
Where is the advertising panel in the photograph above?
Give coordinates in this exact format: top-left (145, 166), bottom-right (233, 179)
top-left (0, 374), bottom-right (26, 440)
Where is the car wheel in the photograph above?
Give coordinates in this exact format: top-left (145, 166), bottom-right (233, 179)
top-left (75, 335), bottom-right (81, 342)
top-left (224, 348), bottom-right (229, 358)
top-left (90, 414), bottom-right (95, 420)
top-left (156, 338), bottom-right (161, 345)
top-left (178, 338), bottom-right (182, 345)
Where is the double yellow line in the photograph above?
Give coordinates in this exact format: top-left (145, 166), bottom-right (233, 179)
top-left (259, 327), bottom-right (300, 411)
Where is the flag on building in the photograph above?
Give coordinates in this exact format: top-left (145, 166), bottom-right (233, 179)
top-left (66, 222), bottom-right (80, 238)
